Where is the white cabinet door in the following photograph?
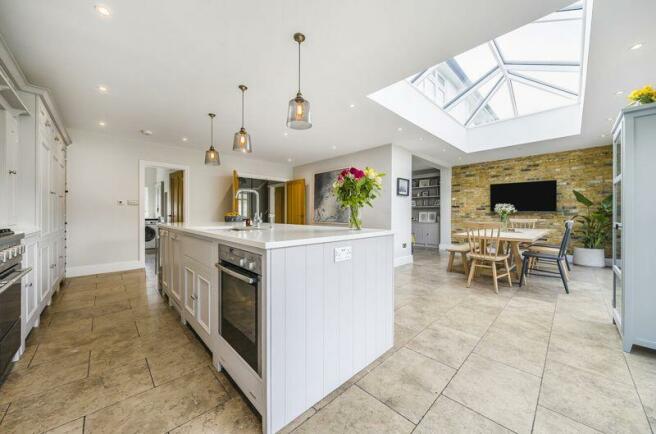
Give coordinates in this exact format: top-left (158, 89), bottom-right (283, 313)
top-left (5, 113), bottom-right (19, 225)
top-left (183, 261), bottom-right (196, 317)
top-left (39, 241), bottom-right (51, 304)
top-left (169, 234), bottom-right (183, 306)
top-left (22, 239), bottom-right (39, 334)
top-left (160, 230), bottom-right (170, 294)
top-left (195, 267), bottom-right (212, 337)
top-left (39, 137), bottom-right (51, 235)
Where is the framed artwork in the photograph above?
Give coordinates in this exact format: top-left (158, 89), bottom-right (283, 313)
top-left (420, 190), bottom-right (429, 197)
top-left (314, 169), bottom-right (349, 224)
top-left (418, 212), bottom-right (429, 223)
top-left (418, 179), bottom-right (430, 188)
top-left (427, 211), bottom-right (437, 222)
top-left (397, 178), bottom-right (409, 196)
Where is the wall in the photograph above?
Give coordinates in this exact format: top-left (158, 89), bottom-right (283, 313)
top-left (67, 129), bottom-right (292, 275)
top-left (292, 144), bottom-right (413, 265)
top-left (451, 145), bottom-right (612, 249)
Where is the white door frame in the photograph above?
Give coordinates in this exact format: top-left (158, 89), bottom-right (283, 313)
top-left (138, 160), bottom-right (190, 266)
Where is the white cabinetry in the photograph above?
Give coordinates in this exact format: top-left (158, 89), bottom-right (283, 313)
top-left (612, 102), bottom-right (656, 352)
top-left (169, 232), bottom-right (183, 308)
top-left (1, 110), bottom-right (20, 226)
top-left (159, 228), bottom-right (170, 295)
top-left (182, 256), bottom-right (213, 343)
top-left (21, 233), bottom-right (40, 346)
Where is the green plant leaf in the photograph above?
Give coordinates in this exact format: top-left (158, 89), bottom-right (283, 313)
top-left (573, 190), bottom-right (593, 207)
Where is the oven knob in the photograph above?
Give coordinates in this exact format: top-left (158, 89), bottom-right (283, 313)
top-left (0, 251), bottom-right (6, 262)
top-left (7, 249), bottom-right (13, 259)
top-left (12, 247), bottom-right (19, 256)
top-left (247, 261), bottom-right (255, 271)
top-left (239, 258), bottom-right (246, 267)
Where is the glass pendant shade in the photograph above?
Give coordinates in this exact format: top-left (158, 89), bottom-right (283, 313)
top-left (287, 93), bottom-right (312, 129)
top-left (233, 128), bottom-right (252, 153)
top-left (204, 113), bottom-right (220, 165)
top-left (205, 145), bottom-right (220, 165)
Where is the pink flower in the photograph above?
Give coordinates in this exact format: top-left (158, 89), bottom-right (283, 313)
top-left (340, 169), bottom-right (349, 177)
top-left (349, 167), bottom-right (365, 179)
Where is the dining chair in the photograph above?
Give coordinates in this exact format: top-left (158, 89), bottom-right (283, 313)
top-left (509, 218), bottom-right (538, 229)
top-left (465, 222), bottom-right (512, 294)
top-left (520, 220), bottom-right (574, 293)
top-left (447, 244), bottom-right (470, 275)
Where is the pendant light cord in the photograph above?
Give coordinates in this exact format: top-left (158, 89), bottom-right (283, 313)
top-left (241, 89), bottom-right (245, 129)
top-left (297, 41), bottom-right (301, 94)
top-left (210, 115), bottom-right (214, 148)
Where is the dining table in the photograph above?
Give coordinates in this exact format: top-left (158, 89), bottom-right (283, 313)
top-left (452, 228), bottom-right (551, 278)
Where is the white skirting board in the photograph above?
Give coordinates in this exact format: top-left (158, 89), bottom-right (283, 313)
top-left (394, 255), bottom-right (413, 267)
top-left (66, 260), bottom-right (144, 277)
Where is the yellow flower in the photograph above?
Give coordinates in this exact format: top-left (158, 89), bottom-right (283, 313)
top-left (364, 167), bottom-right (376, 179)
top-left (628, 85), bottom-right (656, 104)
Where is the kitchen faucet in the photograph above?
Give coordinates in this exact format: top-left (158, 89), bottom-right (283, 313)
top-left (235, 188), bottom-right (261, 227)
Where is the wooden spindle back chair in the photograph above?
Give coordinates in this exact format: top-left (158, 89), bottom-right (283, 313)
top-left (465, 222), bottom-right (512, 293)
top-left (509, 218), bottom-right (538, 229)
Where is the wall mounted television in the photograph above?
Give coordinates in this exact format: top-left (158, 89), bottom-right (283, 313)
top-left (490, 180), bottom-right (557, 212)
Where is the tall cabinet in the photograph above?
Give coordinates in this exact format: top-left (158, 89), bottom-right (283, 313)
top-left (611, 102), bottom-right (656, 352)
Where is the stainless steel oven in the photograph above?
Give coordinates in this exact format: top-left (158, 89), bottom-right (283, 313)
top-left (218, 245), bottom-right (261, 375)
top-left (0, 229), bottom-right (31, 380)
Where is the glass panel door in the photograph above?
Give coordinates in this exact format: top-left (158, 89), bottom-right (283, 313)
top-left (612, 128), bottom-right (623, 331)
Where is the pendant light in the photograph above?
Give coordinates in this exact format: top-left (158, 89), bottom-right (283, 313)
top-left (286, 32), bottom-right (312, 130)
top-left (233, 85), bottom-right (252, 153)
top-left (204, 113), bottom-right (220, 165)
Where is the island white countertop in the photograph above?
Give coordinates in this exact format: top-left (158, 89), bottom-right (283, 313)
top-left (159, 222), bottom-right (392, 250)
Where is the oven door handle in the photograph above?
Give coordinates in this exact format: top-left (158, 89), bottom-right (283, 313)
top-left (218, 265), bottom-right (256, 285)
top-left (0, 267), bottom-right (33, 294)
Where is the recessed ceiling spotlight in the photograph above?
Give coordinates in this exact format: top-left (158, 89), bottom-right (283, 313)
top-left (98, 120), bottom-right (106, 127)
top-left (181, 137), bottom-right (188, 142)
top-left (630, 43), bottom-right (643, 50)
top-left (615, 90), bottom-right (624, 95)
top-left (94, 4), bottom-right (111, 16)
top-left (458, 156), bottom-right (462, 160)
top-left (607, 117), bottom-right (614, 122)
top-left (419, 137), bottom-right (423, 141)
top-left (283, 132), bottom-right (289, 137)
top-left (97, 84), bottom-right (109, 94)
top-left (332, 145), bottom-right (337, 150)
top-left (140, 129), bottom-right (153, 136)
top-left (442, 148), bottom-right (446, 152)
top-left (349, 103), bottom-right (356, 108)
top-left (397, 127), bottom-right (403, 132)
top-left (287, 157), bottom-right (293, 163)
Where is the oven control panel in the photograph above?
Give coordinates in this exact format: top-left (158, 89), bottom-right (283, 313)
top-left (0, 245), bottom-right (24, 263)
top-left (219, 245), bottom-right (262, 275)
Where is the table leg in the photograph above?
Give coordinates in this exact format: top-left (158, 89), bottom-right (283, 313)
top-left (511, 241), bottom-right (523, 279)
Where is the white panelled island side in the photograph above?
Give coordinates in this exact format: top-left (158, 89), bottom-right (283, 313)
top-left (158, 223), bottom-right (394, 434)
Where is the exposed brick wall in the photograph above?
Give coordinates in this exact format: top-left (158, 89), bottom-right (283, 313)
top-left (451, 145), bottom-right (613, 251)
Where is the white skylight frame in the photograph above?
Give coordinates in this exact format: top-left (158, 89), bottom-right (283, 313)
top-left (408, 1), bottom-right (584, 129)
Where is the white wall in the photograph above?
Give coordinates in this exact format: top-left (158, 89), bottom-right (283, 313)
top-left (439, 167), bottom-right (452, 249)
top-left (292, 144), bottom-right (413, 265)
top-left (66, 129), bottom-right (292, 275)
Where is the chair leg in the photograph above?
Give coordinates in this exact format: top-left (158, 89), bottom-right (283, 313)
top-left (467, 259), bottom-right (477, 287)
top-left (492, 261), bottom-right (499, 294)
top-left (447, 251), bottom-right (454, 272)
top-left (560, 259), bottom-right (570, 281)
top-left (504, 258), bottom-right (512, 287)
top-left (564, 255), bottom-right (571, 271)
top-left (519, 256), bottom-right (529, 287)
top-left (557, 259), bottom-right (570, 294)
top-left (461, 252), bottom-right (469, 275)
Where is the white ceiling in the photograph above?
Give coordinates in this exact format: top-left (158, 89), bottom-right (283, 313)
top-left (0, 0), bottom-right (653, 167)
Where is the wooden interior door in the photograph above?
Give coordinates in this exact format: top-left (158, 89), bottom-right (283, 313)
top-left (274, 186), bottom-right (285, 223)
top-left (169, 170), bottom-right (184, 223)
top-left (286, 179), bottom-right (306, 225)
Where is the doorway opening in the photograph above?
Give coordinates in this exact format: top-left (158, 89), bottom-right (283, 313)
top-left (411, 156), bottom-right (441, 255)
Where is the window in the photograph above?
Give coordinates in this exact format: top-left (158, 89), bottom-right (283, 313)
top-left (408, 1), bottom-right (584, 127)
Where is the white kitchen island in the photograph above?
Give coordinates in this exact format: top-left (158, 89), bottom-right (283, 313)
top-left (158, 223), bottom-right (394, 434)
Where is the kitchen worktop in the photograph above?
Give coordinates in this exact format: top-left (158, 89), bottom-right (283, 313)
top-left (159, 222), bottom-right (392, 250)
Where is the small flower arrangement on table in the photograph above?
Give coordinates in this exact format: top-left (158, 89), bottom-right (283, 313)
top-left (494, 203), bottom-right (516, 229)
top-left (332, 167), bottom-right (384, 230)
top-left (628, 85), bottom-right (656, 105)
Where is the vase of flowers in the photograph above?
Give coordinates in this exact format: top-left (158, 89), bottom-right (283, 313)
top-left (628, 85), bottom-right (656, 105)
top-left (494, 203), bottom-right (516, 230)
top-left (332, 167), bottom-right (384, 230)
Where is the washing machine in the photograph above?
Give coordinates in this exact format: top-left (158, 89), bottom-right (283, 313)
top-left (145, 218), bottom-right (159, 249)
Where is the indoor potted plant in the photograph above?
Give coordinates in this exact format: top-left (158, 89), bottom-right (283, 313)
top-left (572, 190), bottom-right (612, 267)
top-left (494, 203), bottom-right (516, 230)
top-left (628, 85), bottom-right (656, 105)
top-left (332, 167), bottom-right (384, 230)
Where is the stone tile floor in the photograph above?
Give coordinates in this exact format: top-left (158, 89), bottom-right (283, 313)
top-left (0, 249), bottom-right (654, 433)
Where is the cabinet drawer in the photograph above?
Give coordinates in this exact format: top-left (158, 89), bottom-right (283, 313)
top-left (181, 235), bottom-right (214, 267)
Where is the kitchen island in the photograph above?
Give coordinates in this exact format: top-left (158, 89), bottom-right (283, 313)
top-left (158, 223), bottom-right (394, 434)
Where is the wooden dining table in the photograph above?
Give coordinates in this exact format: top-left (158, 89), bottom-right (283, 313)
top-left (452, 228), bottom-right (551, 278)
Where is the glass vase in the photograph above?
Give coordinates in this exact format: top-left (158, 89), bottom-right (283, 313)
top-left (349, 205), bottom-right (362, 230)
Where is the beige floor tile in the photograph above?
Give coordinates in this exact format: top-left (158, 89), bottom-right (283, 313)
top-left (532, 406), bottom-right (602, 434)
top-left (44, 417), bottom-right (85, 434)
top-left (357, 347), bottom-right (455, 423)
top-left (415, 395), bottom-right (512, 434)
top-left (147, 341), bottom-right (211, 386)
top-left (539, 360), bottom-right (651, 433)
top-left (475, 327), bottom-right (548, 376)
top-left (625, 348), bottom-right (656, 430)
top-left (432, 305), bottom-right (498, 338)
top-left (551, 315), bottom-right (622, 350)
top-left (0, 352), bottom-right (89, 405)
top-left (444, 353), bottom-right (541, 434)
top-left (170, 397), bottom-right (261, 434)
top-left (0, 359), bottom-right (153, 433)
top-left (84, 367), bottom-right (227, 433)
top-left (407, 324), bottom-right (479, 369)
top-left (277, 407), bottom-right (316, 434)
top-left (135, 314), bottom-right (182, 336)
top-left (0, 403), bottom-right (8, 424)
top-left (296, 386), bottom-right (414, 434)
top-left (393, 322), bottom-right (418, 349)
top-left (394, 303), bottom-right (440, 332)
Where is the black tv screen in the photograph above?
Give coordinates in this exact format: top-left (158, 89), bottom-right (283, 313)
top-left (490, 180), bottom-right (557, 212)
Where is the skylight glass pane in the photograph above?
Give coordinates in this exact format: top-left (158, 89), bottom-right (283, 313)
top-left (471, 83), bottom-right (514, 126)
top-left (514, 70), bottom-right (580, 93)
top-left (538, 8), bottom-right (583, 22)
top-left (451, 43), bottom-right (497, 84)
top-left (512, 80), bottom-right (575, 116)
top-left (449, 92), bottom-right (483, 125)
top-left (496, 19), bottom-right (582, 63)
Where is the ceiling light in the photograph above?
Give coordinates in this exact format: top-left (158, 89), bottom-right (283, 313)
top-left (419, 137), bottom-right (423, 141)
top-left (94, 4), bottom-right (111, 16)
top-left (98, 121), bottom-right (106, 127)
top-left (442, 148), bottom-right (446, 152)
top-left (630, 43), bottom-right (643, 50)
top-left (97, 84), bottom-right (109, 94)
top-left (204, 113), bottom-right (220, 166)
top-left (140, 129), bottom-right (153, 136)
top-left (181, 137), bottom-right (188, 142)
top-left (607, 118), bottom-right (614, 122)
top-left (601, 134), bottom-right (607, 138)
top-left (331, 145), bottom-right (337, 150)
top-left (287, 158), bottom-right (293, 163)
top-left (397, 127), bottom-right (403, 132)
top-left (349, 103), bottom-right (356, 108)
top-left (283, 132), bottom-right (289, 137)
top-left (616, 90), bottom-right (624, 95)
top-left (233, 84), bottom-right (252, 153)
top-left (286, 33), bottom-right (312, 130)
